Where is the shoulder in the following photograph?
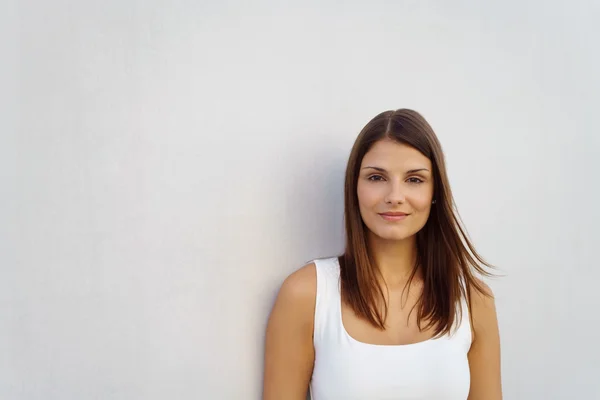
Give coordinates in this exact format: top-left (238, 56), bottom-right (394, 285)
top-left (469, 278), bottom-right (499, 342)
top-left (265, 262), bottom-right (317, 343)
top-left (266, 262), bottom-right (317, 332)
top-left (465, 278), bottom-right (503, 398)
top-left (276, 262), bottom-right (317, 308)
top-left (471, 278), bottom-right (495, 301)
top-left (263, 263), bottom-right (318, 398)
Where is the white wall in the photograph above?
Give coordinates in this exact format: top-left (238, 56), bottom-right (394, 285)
top-left (1, 0), bottom-right (599, 398)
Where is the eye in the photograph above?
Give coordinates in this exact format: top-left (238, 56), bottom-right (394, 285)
top-left (368, 175), bottom-right (385, 182)
top-left (407, 177), bottom-right (424, 184)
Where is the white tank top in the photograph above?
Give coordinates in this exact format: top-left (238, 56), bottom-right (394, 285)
top-left (309, 257), bottom-right (472, 400)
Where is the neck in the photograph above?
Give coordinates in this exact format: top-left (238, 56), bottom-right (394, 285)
top-left (367, 233), bottom-right (422, 288)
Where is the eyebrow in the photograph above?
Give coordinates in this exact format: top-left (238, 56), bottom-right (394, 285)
top-left (361, 166), bottom-right (430, 174)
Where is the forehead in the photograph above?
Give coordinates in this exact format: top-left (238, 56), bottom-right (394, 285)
top-left (361, 139), bottom-right (431, 170)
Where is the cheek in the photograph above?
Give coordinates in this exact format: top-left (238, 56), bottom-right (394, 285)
top-left (410, 189), bottom-right (434, 212)
top-left (413, 198), bottom-right (432, 212)
top-left (357, 182), bottom-right (377, 207)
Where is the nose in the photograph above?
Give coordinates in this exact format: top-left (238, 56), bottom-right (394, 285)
top-left (384, 181), bottom-right (406, 204)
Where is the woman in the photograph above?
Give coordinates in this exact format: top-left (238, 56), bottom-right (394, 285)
top-left (263, 109), bottom-right (502, 399)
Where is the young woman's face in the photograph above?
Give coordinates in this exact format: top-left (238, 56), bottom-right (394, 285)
top-left (357, 139), bottom-right (434, 242)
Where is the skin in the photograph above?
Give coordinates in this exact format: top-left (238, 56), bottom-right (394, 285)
top-left (263, 139), bottom-right (502, 399)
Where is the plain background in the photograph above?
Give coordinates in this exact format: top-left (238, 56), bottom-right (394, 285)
top-left (1, 0), bottom-right (599, 399)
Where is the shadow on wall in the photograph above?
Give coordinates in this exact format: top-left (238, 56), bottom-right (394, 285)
top-left (260, 141), bottom-right (347, 399)
top-left (284, 144), bottom-right (347, 265)
top-left (261, 140), bottom-right (347, 306)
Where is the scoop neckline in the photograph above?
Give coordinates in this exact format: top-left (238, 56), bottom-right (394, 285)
top-left (334, 257), bottom-right (439, 348)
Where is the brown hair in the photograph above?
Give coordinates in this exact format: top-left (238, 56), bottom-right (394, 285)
top-left (340, 108), bottom-right (494, 337)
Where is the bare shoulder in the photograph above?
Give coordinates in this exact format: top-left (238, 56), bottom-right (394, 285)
top-left (263, 263), bottom-right (317, 399)
top-left (469, 278), bottom-right (499, 341)
top-left (276, 262), bottom-right (317, 308)
top-left (267, 262), bottom-right (318, 336)
top-left (471, 278), bottom-right (495, 302)
top-left (466, 278), bottom-right (503, 399)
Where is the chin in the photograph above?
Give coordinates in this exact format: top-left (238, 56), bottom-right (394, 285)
top-left (370, 227), bottom-right (414, 242)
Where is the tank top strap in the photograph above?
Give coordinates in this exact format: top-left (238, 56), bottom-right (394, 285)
top-left (312, 257), bottom-right (341, 343)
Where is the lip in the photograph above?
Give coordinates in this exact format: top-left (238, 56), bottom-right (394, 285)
top-left (379, 212), bottom-right (409, 221)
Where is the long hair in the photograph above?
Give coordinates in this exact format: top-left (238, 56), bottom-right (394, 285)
top-left (340, 108), bottom-right (494, 337)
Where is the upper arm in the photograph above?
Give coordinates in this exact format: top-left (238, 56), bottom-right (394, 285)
top-left (467, 280), bottom-right (502, 400)
top-left (263, 263), bottom-right (317, 400)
